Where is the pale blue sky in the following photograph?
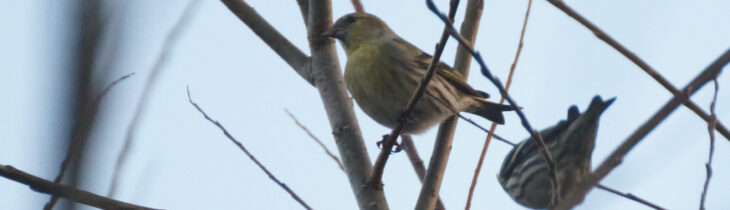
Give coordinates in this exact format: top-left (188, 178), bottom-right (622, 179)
top-left (1, 0), bottom-right (729, 209)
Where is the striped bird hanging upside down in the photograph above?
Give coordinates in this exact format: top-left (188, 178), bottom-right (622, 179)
top-left (498, 95), bottom-right (615, 209)
top-left (323, 13), bottom-right (515, 134)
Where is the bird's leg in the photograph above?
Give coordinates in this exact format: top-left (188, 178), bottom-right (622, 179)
top-left (376, 134), bottom-right (403, 153)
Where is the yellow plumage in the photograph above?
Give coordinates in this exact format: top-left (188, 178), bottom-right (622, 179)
top-left (324, 13), bottom-right (513, 134)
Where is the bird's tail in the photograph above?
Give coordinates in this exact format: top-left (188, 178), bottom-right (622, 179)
top-left (465, 100), bottom-right (515, 125)
top-left (584, 95), bottom-right (616, 118)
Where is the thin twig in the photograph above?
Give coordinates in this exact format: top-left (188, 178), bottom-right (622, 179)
top-left (187, 88), bottom-right (313, 210)
top-left (458, 114), bottom-right (516, 146)
top-left (465, 0), bottom-right (531, 206)
top-left (96, 73), bottom-right (136, 104)
top-left (47, 72), bottom-right (135, 208)
top-left (368, 0), bottom-right (461, 189)
top-left (1, 164), bottom-right (158, 210)
top-left (401, 135), bottom-right (446, 210)
top-left (559, 49), bottom-right (730, 209)
top-left (221, 0), bottom-right (313, 85)
top-left (285, 109), bottom-right (344, 171)
top-left (596, 184), bottom-right (666, 210)
top-left (700, 78), bottom-right (719, 210)
top-left (545, 0), bottom-right (730, 141)
top-left (426, 0), bottom-right (561, 206)
top-left (109, 0), bottom-right (201, 197)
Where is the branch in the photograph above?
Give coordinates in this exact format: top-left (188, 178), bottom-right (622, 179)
top-left (47, 1), bottom-right (105, 208)
top-left (187, 88), bottom-right (313, 210)
top-left (296, 0), bottom-right (309, 26)
top-left (369, 0), bottom-right (460, 193)
top-left (545, 0), bottom-right (730, 141)
top-left (700, 78), bottom-right (719, 210)
top-left (458, 114), bottom-right (517, 146)
top-left (556, 49), bottom-right (730, 209)
top-left (48, 71), bottom-right (134, 208)
top-left (596, 184), bottom-right (666, 210)
top-left (416, 0), bottom-right (486, 208)
top-left (426, 0), bottom-right (561, 207)
top-left (285, 109), bottom-right (344, 171)
top-left (0, 164), bottom-right (158, 210)
top-left (109, 0), bottom-right (201, 197)
top-left (305, 0), bottom-right (389, 208)
top-left (400, 135), bottom-right (446, 210)
top-left (351, 0), bottom-right (364, 13)
top-left (466, 0), bottom-right (530, 207)
top-left (221, 0), bottom-right (313, 85)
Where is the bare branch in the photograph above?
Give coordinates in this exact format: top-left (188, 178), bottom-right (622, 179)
top-left (416, 0), bottom-right (487, 208)
top-left (426, 0), bottom-right (561, 207)
top-left (47, 1), bottom-right (106, 208)
top-left (221, 0), bottom-right (313, 85)
top-left (109, 0), bottom-right (201, 197)
top-left (596, 184), bottom-right (666, 210)
top-left (700, 78), bottom-right (719, 210)
top-left (351, 0), bottom-right (364, 13)
top-left (400, 135), bottom-right (446, 210)
top-left (305, 0), bottom-right (389, 208)
top-left (187, 88), bottom-right (313, 210)
top-left (285, 109), bottom-right (344, 171)
top-left (457, 114), bottom-right (516, 146)
top-left (1, 164), bottom-right (158, 210)
top-left (465, 0), bottom-right (530, 206)
top-left (296, 0), bottom-right (309, 26)
top-left (370, 0), bottom-right (461, 195)
top-left (48, 70), bottom-right (134, 208)
top-left (556, 49), bottom-right (730, 209)
top-left (545, 0), bottom-right (730, 141)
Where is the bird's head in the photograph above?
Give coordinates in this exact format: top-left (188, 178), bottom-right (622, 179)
top-left (323, 13), bottom-right (395, 53)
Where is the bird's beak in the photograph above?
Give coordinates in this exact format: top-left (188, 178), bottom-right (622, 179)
top-left (322, 27), bottom-right (337, 38)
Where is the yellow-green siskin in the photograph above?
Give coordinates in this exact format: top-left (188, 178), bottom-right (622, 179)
top-left (498, 95), bottom-right (615, 208)
top-left (323, 13), bottom-right (513, 134)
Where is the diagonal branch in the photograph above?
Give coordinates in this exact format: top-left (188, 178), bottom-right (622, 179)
top-left (369, 0), bottom-right (461, 193)
top-left (296, 0), bottom-right (309, 26)
top-left (465, 0), bottom-right (530, 208)
top-left (222, 0), bottom-right (387, 208)
top-left (187, 88), bottom-right (313, 210)
top-left (426, 0), bottom-right (562, 207)
top-left (596, 184), bottom-right (666, 210)
top-left (1, 164), bottom-right (158, 210)
top-left (109, 0), bottom-right (201, 197)
top-left (285, 109), bottom-right (344, 171)
top-left (416, 0), bottom-right (485, 209)
top-left (305, 0), bottom-right (390, 209)
top-left (221, 0), bottom-right (313, 85)
top-left (400, 135), bottom-right (446, 210)
top-left (545, 0), bottom-right (730, 141)
top-left (556, 49), bottom-right (730, 209)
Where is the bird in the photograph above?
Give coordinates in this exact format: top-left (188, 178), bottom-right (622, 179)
top-left (323, 12), bottom-right (513, 134)
top-left (498, 95), bottom-right (615, 209)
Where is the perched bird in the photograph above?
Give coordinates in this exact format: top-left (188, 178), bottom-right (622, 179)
top-left (323, 13), bottom-right (513, 134)
top-left (498, 95), bottom-right (615, 209)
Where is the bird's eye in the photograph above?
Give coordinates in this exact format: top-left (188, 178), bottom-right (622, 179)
top-left (345, 16), bottom-right (356, 24)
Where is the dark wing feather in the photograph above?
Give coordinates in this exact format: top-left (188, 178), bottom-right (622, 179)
top-left (413, 52), bottom-right (490, 99)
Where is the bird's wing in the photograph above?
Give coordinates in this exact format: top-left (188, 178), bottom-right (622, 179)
top-left (413, 52), bottom-right (490, 99)
top-left (390, 36), bottom-right (490, 99)
top-left (498, 117), bottom-right (573, 180)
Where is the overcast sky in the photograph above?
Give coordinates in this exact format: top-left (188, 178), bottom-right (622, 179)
top-left (1, 0), bottom-right (729, 209)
